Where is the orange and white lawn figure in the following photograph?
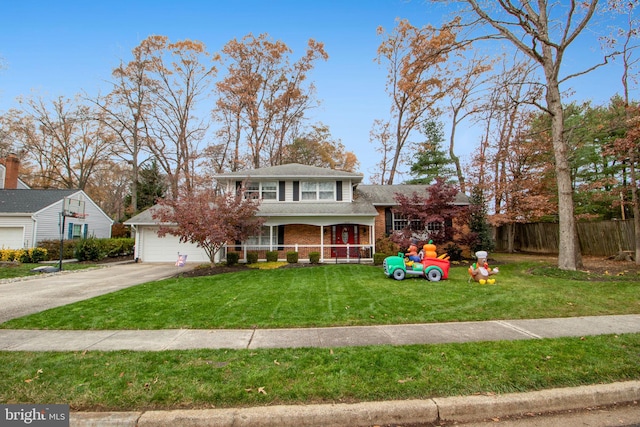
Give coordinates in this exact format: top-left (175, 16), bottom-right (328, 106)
top-left (469, 251), bottom-right (499, 284)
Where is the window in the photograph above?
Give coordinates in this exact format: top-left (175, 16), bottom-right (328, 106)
top-left (245, 226), bottom-right (278, 250)
top-left (244, 182), bottom-right (277, 200)
top-left (67, 223), bottom-right (87, 240)
top-left (392, 213), bottom-right (443, 235)
top-left (300, 181), bottom-right (334, 201)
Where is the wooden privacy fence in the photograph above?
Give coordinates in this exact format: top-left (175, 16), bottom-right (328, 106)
top-left (493, 220), bottom-right (636, 256)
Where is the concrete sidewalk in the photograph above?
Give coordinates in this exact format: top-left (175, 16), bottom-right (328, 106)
top-left (1, 314), bottom-right (640, 351)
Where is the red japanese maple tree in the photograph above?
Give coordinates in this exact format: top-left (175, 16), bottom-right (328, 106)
top-left (153, 189), bottom-right (265, 266)
top-left (392, 178), bottom-right (465, 248)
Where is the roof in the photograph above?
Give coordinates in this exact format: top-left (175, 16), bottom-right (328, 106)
top-left (356, 185), bottom-right (470, 206)
top-left (256, 199), bottom-right (377, 217)
top-left (124, 205), bottom-right (167, 225)
top-left (0, 189), bottom-right (79, 214)
top-left (125, 199), bottom-right (378, 226)
top-left (215, 163), bottom-right (364, 182)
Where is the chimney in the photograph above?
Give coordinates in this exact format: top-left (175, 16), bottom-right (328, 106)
top-left (3, 153), bottom-right (20, 189)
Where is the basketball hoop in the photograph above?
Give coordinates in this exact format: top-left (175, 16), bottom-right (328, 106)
top-left (71, 212), bottom-right (88, 219)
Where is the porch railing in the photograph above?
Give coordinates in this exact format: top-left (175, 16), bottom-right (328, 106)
top-left (225, 243), bottom-right (375, 263)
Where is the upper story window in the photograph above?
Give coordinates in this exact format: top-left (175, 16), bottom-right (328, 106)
top-left (245, 181), bottom-right (277, 200)
top-left (301, 181), bottom-right (334, 201)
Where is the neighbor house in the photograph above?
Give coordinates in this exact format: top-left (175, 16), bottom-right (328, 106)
top-left (0, 154), bottom-right (113, 249)
top-left (126, 163), bottom-right (469, 263)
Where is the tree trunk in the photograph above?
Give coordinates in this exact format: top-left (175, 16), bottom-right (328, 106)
top-left (545, 78), bottom-right (583, 270)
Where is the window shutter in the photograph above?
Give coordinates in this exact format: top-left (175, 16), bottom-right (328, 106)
top-left (336, 181), bottom-right (343, 201)
top-left (279, 181), bottom-right (285, 201)
top-left (68, 223), bottom-right (74, 240)
top-left (277, 226), bottom-right (285, 251)
top-left (235, 181), bottom-right (242, 195)
top-left (293, 181), bottom-right (299, 201)
top-left (83, 224), bottom-right (88, 239)
top-left (385, 209), bottom-right (393, 235)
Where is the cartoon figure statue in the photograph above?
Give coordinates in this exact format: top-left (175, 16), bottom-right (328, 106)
top-left (405, 244), bottom-right (421, 264)
top-left (469, 250), bottom-right (499, 284)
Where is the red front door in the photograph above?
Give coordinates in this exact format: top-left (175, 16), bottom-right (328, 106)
top-left (331, 225), bottom-right (358, 257)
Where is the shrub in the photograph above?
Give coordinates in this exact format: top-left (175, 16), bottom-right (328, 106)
top-left (0, 249), bottom-right (21, 262)
top-left (111, 223), bottom-right (131, 238)
top-left (309, 251), bottom-right (320, 264)
top-left (39, 240), bottom-right (76, 261)
top-left (373, 253), bottom-right (388, 265)
top-left (266, 251), bottom-right (279, 262)
top-left (75, 238), bottom-right (105, 262)
top-left (102, 238), bottom-right (134, 257)
top-left (226, 252), bottom-right (239, 266)
top-left (286, 251), bottom-right (298, 264)
top-left (29, 247), bottom-right (48, 263)
top-left (375, 236), bottom-right (399, 255)
top-left (246, 252), bottom-right (259, 264)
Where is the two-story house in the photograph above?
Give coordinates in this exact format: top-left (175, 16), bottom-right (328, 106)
top-left (125, 163), bottom-right (469, 263)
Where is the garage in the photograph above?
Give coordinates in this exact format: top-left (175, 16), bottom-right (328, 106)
top-left (0, 227), bottom-right (25, 249)
top-left (137, 226), bottom-right (213, 263)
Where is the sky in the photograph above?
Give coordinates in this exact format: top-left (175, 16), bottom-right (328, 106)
top-left (0, 0), bottom-right (636, 183)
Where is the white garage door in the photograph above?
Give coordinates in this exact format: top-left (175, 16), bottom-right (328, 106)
top-left (139, 226), bottom-right (211, 263)
top-left (0, 227), bottom-right (25, 249)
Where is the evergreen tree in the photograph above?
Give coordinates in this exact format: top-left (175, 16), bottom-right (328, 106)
top-left (468, 186), bottom-right (494, 253)
top-left (406, 120), bottom-right (455, 185)
top-left (125, 159), bottom-right (167, 217)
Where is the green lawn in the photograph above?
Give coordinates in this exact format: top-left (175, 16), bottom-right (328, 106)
top-left (1, 258), bottom-right (639, 411)
top-left (2, 261), bottom-right (639, 330)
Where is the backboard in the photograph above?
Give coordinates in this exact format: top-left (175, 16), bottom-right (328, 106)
top-left (63, 197), bottom-right (86, 218)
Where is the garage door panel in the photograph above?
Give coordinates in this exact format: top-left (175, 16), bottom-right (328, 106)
top-left (0, 227), bottom-right (25, 249)
top-left (140, 227), bottom-right (211, 263)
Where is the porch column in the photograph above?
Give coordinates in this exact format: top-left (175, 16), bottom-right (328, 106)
top-left (320, 226), bottom-right (325, 263)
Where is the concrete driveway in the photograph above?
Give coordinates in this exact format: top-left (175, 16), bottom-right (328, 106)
top-left (0, 262), bottom-right (191, 323)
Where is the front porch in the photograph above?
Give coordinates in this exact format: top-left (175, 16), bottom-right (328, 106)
top-left (228, 223), bottom-right (376, 263)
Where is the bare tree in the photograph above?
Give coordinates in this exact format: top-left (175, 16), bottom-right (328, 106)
top-left (141, 36), bottom-right (217, 197)
top-left (17, 95), bottom-right (112, 190)
top-left (447, 0), bottom-right (605, 270)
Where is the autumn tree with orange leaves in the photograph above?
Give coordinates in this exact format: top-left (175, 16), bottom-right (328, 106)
top-left (375, 18), bottom-right (459, 185)
top-left (213, 34), bottom-right (328, 170)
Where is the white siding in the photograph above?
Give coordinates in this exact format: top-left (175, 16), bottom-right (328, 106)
top-left (33, 192), bottom-right (113, 244)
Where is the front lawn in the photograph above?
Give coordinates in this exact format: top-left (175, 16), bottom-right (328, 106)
top-left (1, 258), bottom-right (639, 411)
top-left (2, 261), bottom-right (639, 330)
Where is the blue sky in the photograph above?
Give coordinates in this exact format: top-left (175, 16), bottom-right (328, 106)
top-left (0, 1), bottom-right (635, 183)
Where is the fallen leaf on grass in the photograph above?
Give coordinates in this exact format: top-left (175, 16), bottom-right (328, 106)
top-left (258, 387), bottom-right (267, 395)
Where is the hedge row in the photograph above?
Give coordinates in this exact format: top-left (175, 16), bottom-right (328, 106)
top-left (38, 238), bottom-right (135, 262)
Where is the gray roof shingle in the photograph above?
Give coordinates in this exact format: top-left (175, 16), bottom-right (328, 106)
top-left (356, 185), bottom-right (470, 206)
top-left (0, 189), bottom-right (79, 214)
top-left (215, 163), bottom-right (364, 182)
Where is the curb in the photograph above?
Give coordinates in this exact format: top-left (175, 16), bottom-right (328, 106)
top-left (70, 380), bottom-right (640, 427)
